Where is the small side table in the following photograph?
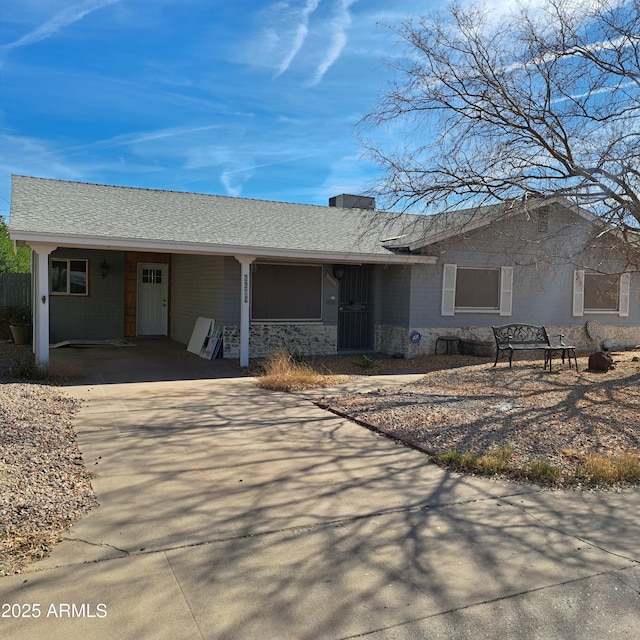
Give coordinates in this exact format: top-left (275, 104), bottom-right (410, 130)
top-left (544, 346), bottom-right (578, 372)
top-left (434, 336), bottom-right (460, 355)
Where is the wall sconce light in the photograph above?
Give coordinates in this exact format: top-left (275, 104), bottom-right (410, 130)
top-left (332, 265), bottom-right (345, 280)
top-left (100, 259), bottom-right (109, 279)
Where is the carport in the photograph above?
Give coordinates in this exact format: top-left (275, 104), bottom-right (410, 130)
top-left (9, 177), bottom-right (432, 371)
top-left (49, 337), bottom-right (249, 385)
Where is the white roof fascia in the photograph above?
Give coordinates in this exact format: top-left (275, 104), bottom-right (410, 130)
top-left (13, 232), bottom-right (435, 265)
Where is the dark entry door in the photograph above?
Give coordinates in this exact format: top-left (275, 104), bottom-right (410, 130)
top-left (338, 265), bottom-right (373, 350)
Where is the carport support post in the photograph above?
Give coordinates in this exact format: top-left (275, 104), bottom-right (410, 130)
top-left (31, 243), bottom-right (57, 369)
top-left (235, 255), bottom-right (256, 368)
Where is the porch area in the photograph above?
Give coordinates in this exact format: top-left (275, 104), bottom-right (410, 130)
top-left (47, 338), bottom-right (249, 385)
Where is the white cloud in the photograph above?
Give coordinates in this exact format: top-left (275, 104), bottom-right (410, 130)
top-left (1, 0), bottom-right (121, 52)
top-left (308, 0), bottom-right (357, 86)
top-left (276, 0), bottom-right (322, 77)
top-left (220, 167), bottom-right (253, 198)
top-left (247, 0), bottom-right (321, 77)
top-left (0, 133), bottom-right (87, 208)
top-left (243, 0), bottom-right (358, 85)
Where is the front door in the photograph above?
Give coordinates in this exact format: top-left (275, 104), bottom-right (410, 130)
top-left (137, 263), bottom-right (168, 335)
top-left (338, 265), bottom-right (373, 350)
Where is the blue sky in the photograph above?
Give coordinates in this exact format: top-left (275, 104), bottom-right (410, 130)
top-left (0, 0), bottom-right (521, 220)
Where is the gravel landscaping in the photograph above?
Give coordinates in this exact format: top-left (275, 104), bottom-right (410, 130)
top-left (318, 350), bottom-right (640, 487)
top-left (0, 343), bottom-right (98, 576)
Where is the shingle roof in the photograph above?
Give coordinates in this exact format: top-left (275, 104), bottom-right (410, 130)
top-left (9, 175), bottom-right (423, 261)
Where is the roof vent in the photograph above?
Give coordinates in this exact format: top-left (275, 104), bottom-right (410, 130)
top-left (329, 194), bottom-right (375, 210)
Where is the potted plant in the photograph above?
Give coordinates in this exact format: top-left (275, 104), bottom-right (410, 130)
top-left (9, 309), bottom-right (32, 345)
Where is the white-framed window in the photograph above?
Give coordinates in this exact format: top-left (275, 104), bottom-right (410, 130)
top-left (142, 268), bottom-right (163, 284)
top-left (573, 270), bottom-right (630, 317)
top-left (441, 264), bottom-right (513, 316)
top-left (251, 263), bottom-right (323, 321)
top-left (50, 259), bottom-right (89, 296)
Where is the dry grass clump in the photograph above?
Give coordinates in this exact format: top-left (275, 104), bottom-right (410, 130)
top-left (434, 443), bottom-right (514, 475)
top-left (431, 447), bottom-right (640, 487)
top-left (573, 452), bottom-right (640, 485)
top-left (256, 348), bottom-right (340, 391)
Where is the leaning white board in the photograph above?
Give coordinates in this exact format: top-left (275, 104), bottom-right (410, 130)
top-left (187, 317), bottom-right (214, 355)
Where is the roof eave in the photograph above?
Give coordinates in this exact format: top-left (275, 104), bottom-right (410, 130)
top-left (10, 231), bottom-right (436, 265)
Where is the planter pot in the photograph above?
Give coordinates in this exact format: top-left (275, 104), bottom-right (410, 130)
top-left (10, 325), bottom-right (32, 345)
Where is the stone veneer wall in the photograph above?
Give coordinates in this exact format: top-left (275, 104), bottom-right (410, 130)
top-left (376, 324), bottom-right (640, 359)
top-left (375, 325), bottom-right (488, 358)
top-left (545, 325), bottom-right (640, 352)
top-left (375, 325), bottom-right (409, 356)
top-left (223, 324), bottom-right (337, 359)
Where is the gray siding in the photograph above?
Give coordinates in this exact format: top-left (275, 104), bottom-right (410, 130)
top-left (410, 208), bottom-right (639, 330)
top-left (323, 265), bottom-right (340, 326)
top-left (49, 249), bottom-right (124, 342)
top-left (376, 265), bottom-right (411, 326)
top-left (408, 264), bottom-right (435, 327)
top-left (222, 256), bottom-right (240, 325)
top-left (170, 254), bottom-right (227, 344)
top-left (171, 258), bottom-right (341, 351)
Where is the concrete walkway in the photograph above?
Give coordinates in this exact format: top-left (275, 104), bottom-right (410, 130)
top-left (1, 370), bottom-right (639, 639)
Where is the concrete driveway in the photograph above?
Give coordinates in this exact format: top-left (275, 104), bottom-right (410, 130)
top-left (1, 352), bottom-right (639, 639)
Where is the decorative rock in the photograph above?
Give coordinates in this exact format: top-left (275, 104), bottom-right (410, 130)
top-left (588, 351), bottom-right (615, 372)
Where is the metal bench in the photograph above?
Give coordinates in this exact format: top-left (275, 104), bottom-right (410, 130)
top-left (492, 324), bottom-right (577, 371)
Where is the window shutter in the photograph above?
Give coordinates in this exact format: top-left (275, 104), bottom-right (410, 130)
top-left (573, 270), bottom-right (584, 316)
top-left (619, 272), bottom-right (630, 317)
top-left (499, 266), bottom-right (513, 316)
top-left (441, 264), bottom-right (457, 316)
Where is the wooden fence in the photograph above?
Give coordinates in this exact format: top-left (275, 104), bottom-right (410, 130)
top-left (0, 273), bottom-right (31, 309)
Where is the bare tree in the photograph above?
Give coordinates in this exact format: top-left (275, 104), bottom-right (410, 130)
top-left (360, 0), bottom-right (640, 248)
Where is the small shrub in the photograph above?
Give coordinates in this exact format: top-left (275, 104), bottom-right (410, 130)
top-left (433, 450), bottom-right (479, 472)
top-left (433, 450), bottom-right (465, 467)
top-left (526, 459), bottom-right (562, 485)
top-left (256, 348), bottom-right (334, 391)
top-left (478, 443), bottom-right (513, 474)
top-left (355, 354), bottom-right (376, 370)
